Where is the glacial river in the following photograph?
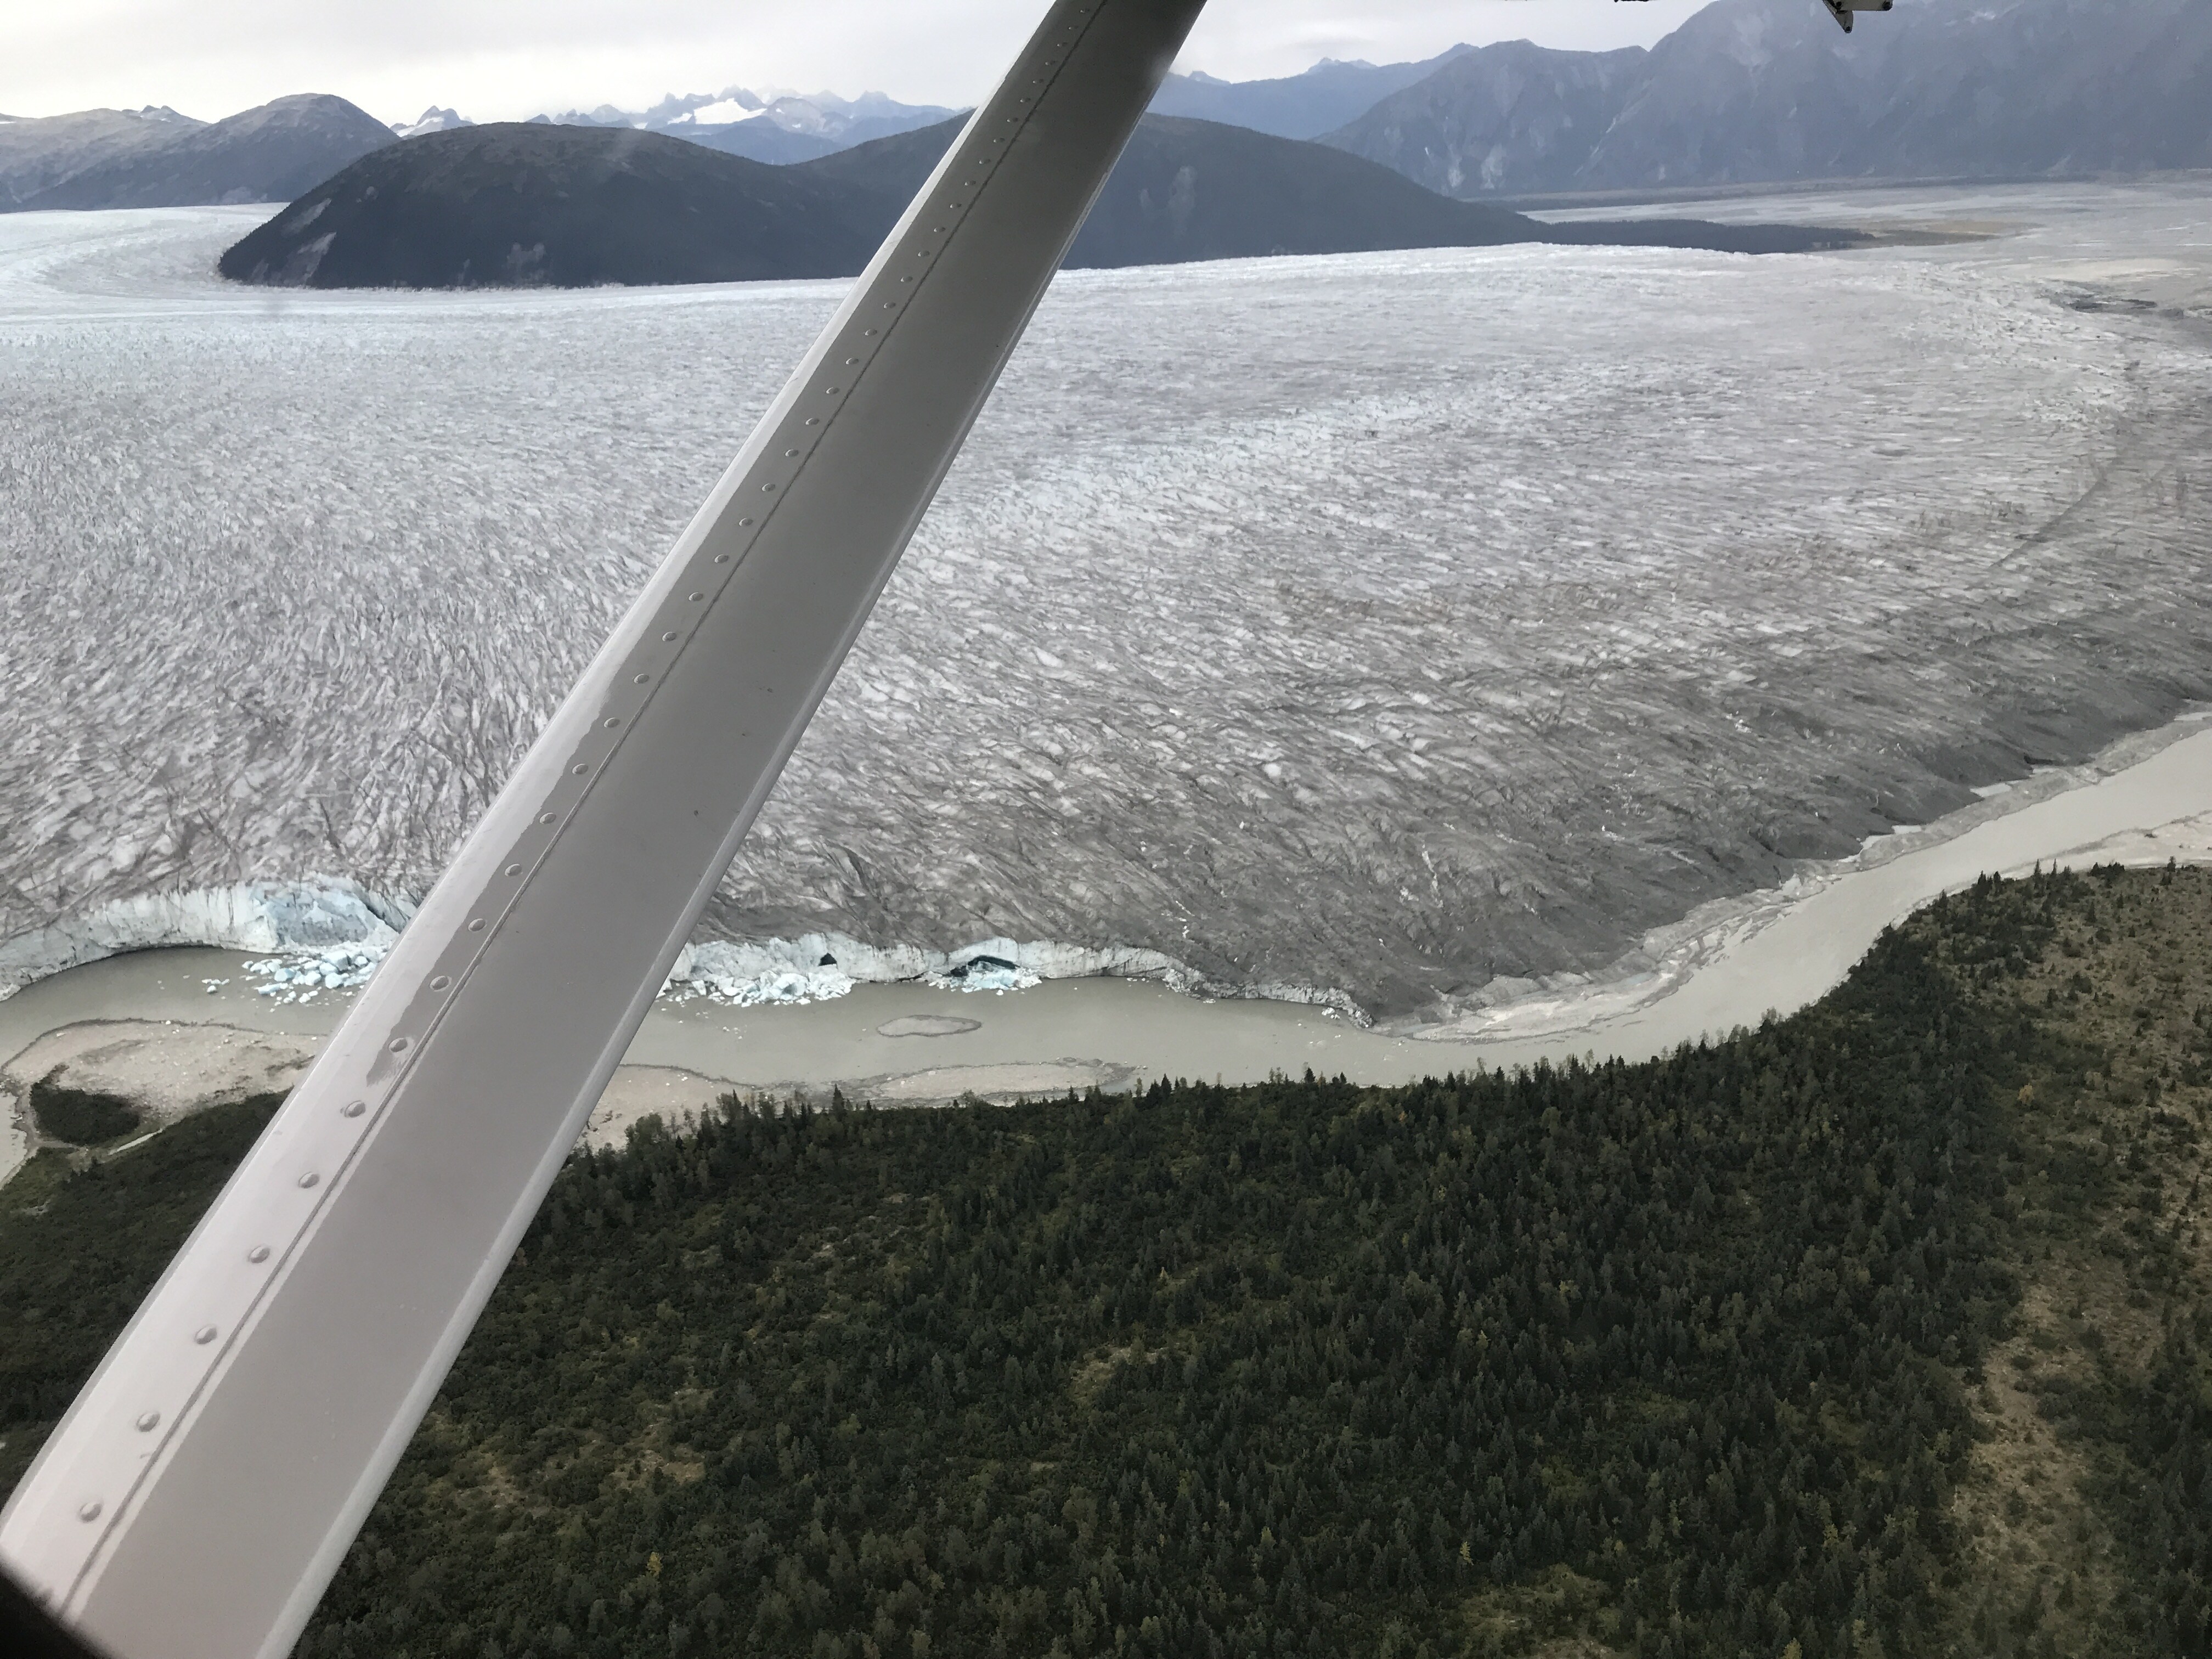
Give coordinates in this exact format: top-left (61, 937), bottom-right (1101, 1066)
top-left (6, 713), bottom-right (2208, 1187)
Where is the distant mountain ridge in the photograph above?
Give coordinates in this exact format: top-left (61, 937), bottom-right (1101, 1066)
top-left (0, 86), bottom-right (966, 211)
top-left (0, 94), bottom-right (395, 212)
top-left (217, 115), bottom-right (1860, 292)
top-left (393, 108), bottom-right (471, 139)
top-left (1327, 0), bottom-right (2212, 196)
top-left (27, 0), bottom-right (2208, 219)
top-left (1147, 48), bottom-right (1477, 139)
top-left (535, 88), bottom-right (962, 167)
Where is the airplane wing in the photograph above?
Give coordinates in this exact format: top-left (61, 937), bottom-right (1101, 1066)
top-left (1821, 0), bottom-right (1895, 30)
top-left (0, 4), bottom-right (1209, 1656)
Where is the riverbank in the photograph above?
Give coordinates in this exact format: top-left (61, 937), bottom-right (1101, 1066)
top-left (7, 710), bottom-right (2210, 1189)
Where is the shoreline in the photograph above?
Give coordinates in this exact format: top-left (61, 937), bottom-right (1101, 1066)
top-left (1393, 709), bottom-right (2212, 1043)
top-left (7, 709), bottom-right (2211, 1189)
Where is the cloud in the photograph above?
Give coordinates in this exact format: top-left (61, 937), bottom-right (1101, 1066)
top-left (0, 0), bottom-right (1713, 126)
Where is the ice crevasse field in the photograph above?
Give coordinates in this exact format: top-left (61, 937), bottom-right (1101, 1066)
top-left (2, 182), bottom-right (2210, 1022)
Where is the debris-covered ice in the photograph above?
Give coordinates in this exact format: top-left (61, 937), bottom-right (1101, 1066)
top-left (929, 958), bottom-right (1042, 995)
top-left (667, 933), bottom-right (1197, 1009)
top-left (242, 941), bottom-right (390, 1002)
top-left (668, 960), bottom-right (857, 1009)
top-left (4, 191), bottom-right (2210, 1018)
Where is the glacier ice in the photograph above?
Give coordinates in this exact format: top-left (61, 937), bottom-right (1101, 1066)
top-left (0, 877), bottom-right (408, 1000)
top-left (3, 191), bottom-right (2211, 1018)
top-left (243, 940), bottom-right (390, 1002)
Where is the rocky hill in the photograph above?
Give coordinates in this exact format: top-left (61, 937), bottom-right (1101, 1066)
top-left (1328, 0), bottom-right (2212, 196)
top-left (799, 114), bottom-right (1545, 270)
top-left (222, 114), bottom-right (1858, 290)
top-left (217, 123), bottom-right (889, 288)
top-left (0, 95), bottom-right (396, 212)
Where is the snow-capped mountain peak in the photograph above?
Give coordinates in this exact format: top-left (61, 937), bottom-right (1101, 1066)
top-left (520, 84), bottom-right (960, 163)
top-left (393, 107), bottom-right (472, 138)
top-left (666, 97), bottom-right (766, 127)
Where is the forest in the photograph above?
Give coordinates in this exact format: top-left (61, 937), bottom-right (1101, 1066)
top-left (2, 866), bottom-right (2207, 1658)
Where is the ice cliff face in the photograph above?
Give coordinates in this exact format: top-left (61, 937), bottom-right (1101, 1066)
top-left (2, 201), bottom-right (2210, 1017)
top-left (0, 878), bottom-right (409, 998)
top-left (0, 879), bottom-right (1363, 1023)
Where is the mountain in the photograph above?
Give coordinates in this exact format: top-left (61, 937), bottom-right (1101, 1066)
top-left (1146, 47), bottom-right (1476, 140)
top-left (1314, 42), bottom-right (1651, 198)
top-left (1064, 115), bottom-right (1538, 268)
top-left (393, 108), bottom-right (471, 139)
top-left (220, 114), bottom-right (1859, 291)
top-left (538, 87), bottom-right (960, 166)
top-left (680, 115), bottom-right (845, 168)
top-left (1327, 0), bottom-right (2212, 196)
top-left (1588, 0), bottom-right (2212, 187)
top-left (798, 114), bottom-right (1541, 269)
top-left (0, 105), bottom-right (200, 209)
top-left (775, 115), bottom-right (1855, 266)
top-left (0, 94), bottom-right (396, 212)
top-left (216, 124), bottom-right (889, 288)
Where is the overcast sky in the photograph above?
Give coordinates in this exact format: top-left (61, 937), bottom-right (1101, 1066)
top-left (0, 1), bottom-right (1714, 126)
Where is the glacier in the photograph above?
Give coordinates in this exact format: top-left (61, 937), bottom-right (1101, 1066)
top-left (0, 873), bottom-right (1355, 1019)
top-left (2, 188), bottom-right (2210, 1018)
top-left (0, 877), bottom-right (409, 1001)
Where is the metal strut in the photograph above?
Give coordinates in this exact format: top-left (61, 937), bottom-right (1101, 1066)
top-left (0, 3), bottom-right (1209, 1654)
